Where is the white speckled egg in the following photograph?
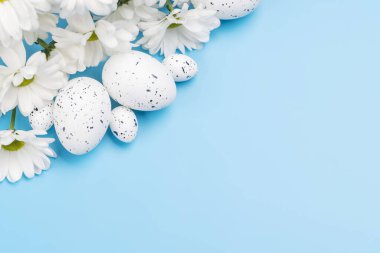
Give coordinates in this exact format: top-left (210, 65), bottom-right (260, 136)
top-left (28, 102), bottom-right (54, 131)
top-left (204, 0), bottom-right (260, 20)
top-left (162, 54), bottom-right (198, 82)
top-left (103, 51), bottom-right (176, 111)
top-left (53, 77), bottom-right (111, 155)
top-left (110, 106), bottom-right (138, 143)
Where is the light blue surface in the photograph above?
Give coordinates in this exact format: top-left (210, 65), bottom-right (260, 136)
top-left (1, 1), bottom-right (380, 252)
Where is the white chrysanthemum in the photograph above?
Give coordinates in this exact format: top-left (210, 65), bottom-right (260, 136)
top-left (0, 0), bottom-right (39, 47)
top-left (24, 13), bottom-right (59, 45)
top-left (52, 12), bottom-right (138, 71)
top-left (29, 0), bottom-right (54, 12)
top-left (109, 0), bottom-right (158, 23)
top-left (50, 28), bottom-right (88, 74)
top-left (0, 130), bottom-right (56, 183)
top-left (172, 0), bottom-right (192, 7)
top-left (138, 3), bottom-right (220, 56)
top-left (0, 43), bottom-right (68, 116)
top-left (52, 0), bottom-right (118, 18)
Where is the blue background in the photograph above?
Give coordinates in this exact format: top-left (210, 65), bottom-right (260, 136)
top-left (1, 0), bottom-right (380, 252)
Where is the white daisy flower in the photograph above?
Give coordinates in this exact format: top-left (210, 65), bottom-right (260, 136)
top-left (172, 0), bottom-right (192, 7)
top-left (24, 13), bottom-right (59, 45)
top-left (50, 28), bottom-right (88, 74)
top-left (52, 0), bottom-right (118, 18)
top-left (112, 0), bottom-right (183, 24)
top-left (0, 42), bottom-right (68, 116)
top-left (109, 0), bottom-right (163, 23)
top-left (138, 3), bottom-right (220, 56)
top-left (52, 11), bottom-right (138, 70)
top-left (0, 0), bottom-right (40, 47)
top-left (0, 129), bottom-right (56, 183)
top-left (132, 0), bottom-right (166, 20)
top-left (29, 0), bottom-right (54, 12)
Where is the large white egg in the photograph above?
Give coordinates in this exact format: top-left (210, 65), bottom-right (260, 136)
top-left (162, 54), bottom-right (198, 82)
top-left (204, 0), bottom-right (260, 20)
top-left (53, 77), bottom-right (111, 155)
top-left (29, 102), bottom-right (54, 131)
top-left (110, 106), bottom-right (138, 143)
top-left (102, 51), bottom-right (176, 111)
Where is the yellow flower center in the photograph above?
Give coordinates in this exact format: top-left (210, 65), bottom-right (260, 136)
top-left (168, 15), bottom-right (182, 29)
top-left (0, 0), bottom-right (8, 3)
top-left (168, 23), bottom-right (182, 29)
top-left (19, 76), bottom-right (35, 87)
top-left (1, 140), bottom-right (25, 152)
top-left (88, 32), bottom-right (99, 42)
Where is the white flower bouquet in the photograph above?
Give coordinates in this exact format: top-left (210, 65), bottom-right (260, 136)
top-left (0, 0), bottom-right (260, 183)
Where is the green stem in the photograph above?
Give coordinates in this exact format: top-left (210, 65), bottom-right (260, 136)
top-left (37, 38), bottom-right (50, 50)
top-left (166, 0), bottom-right (174, 12)
top-left (36, 38), bottom-right (56, 59)
top-left (9, 108), bottom-right (16, 130)
top-left (117, 0), bottom-right (130, 6)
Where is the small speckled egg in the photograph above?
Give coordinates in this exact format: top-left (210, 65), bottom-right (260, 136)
top-left (110, 106), bottom-right (138, 143)
top-left (28, 102), bottom-right (54, 131)
top-left (204, 0), bottom-right (260, 20)
top-left (53, 77), bottom-right (112, 155)
top-left (162, 54), bottom-right (198, 82)
top-left (102, 51), bottom-right (176, 111)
